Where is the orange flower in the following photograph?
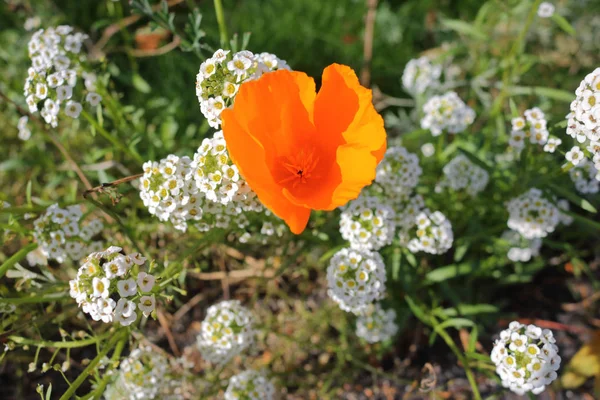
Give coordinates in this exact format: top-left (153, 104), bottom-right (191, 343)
top-left (221, 64), bottom-right (386, 234)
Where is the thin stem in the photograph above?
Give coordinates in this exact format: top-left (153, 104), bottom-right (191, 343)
top-left (58, 331), bottom-right (125, 400)
top-left (90, 335), bottom-right (127, 400)
top-left (9, 331), bottom-right (112, 349)
top-left (0, 243), bottom-right (38, 279)
top-left (0, 294), bottom-right (71, 304)
top-left (83, 173), bottom-right (143, 199)
top-left (213, 0), bottom-right (229, 47)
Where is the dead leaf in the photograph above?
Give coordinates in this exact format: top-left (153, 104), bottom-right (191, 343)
top-left (561, 331), bottom-right (600, 391)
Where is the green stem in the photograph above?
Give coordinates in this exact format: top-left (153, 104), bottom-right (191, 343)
top-left (430, 318), bottom-right (482, 400)
top-left (213, 0), bottom-right (229, 47)
top-left (0, 243), bottom-right (38, 279)
top-left (58, 331), bottom-right (125, 400)
top-left (81, 110), bottom-right (144, 164)
top-left (9, 331), bottom-right (112, 349)
top-left (490, 0), bottom-right (543, 116)
top-left (90, 336), bottom-right (127, 400)
top-left (0, 294), bottom-right (71, 304)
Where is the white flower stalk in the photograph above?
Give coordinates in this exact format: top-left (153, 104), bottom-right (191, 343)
top-left (24, 27), bottom-right (100, 128)
top-left (438, 154), bottom-right (489, 196)
top-left (69, 247), bottom-right (156, 326)
top-left (196, 300), bottom-right (255, 365)
top-left (326, 248), bottom-right (387, 315)
top-left (32, 204), bottom-right (104, 262)
top-left (375, 146), bottom-right (422, 196)
top-left (509, 107), bottom-right (550, 152)
top-left (406, 209), bottom-right (454, 254)
top-left (569, 159), bottom-right (600, 194)
top-left (566, 67), bottom-right (600, 177)
top-left (193, 130), bottom-right (263, 212)
top-left (506, 188), bottom-right (560, 239)
top-left (355, 303), bottom-right (398, 343)
top-left (502, 230), bottom-right (542, 263)
top-left (402, 56), bottom-right (442, 95)
top-left (225, 370), bottom-right (276, 400)
top-left (195, 49), bottom-right (290, 129)
top-left (420, 91), bottom-right (475, 136)
top-left (340, 195), bottom-right (396, 251)
top-left (491, 322), bottom-right (560, 396)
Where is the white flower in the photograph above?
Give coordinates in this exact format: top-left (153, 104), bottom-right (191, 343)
top-left (375, 146), bottom-right (422, 195)
top-left (137, 272), bottom-right (155, 292)
top-left (197, 300), bottom-right (255, 365)
top-left (537, 2), bottom-right (555, 18)
top-left (438, 154), bottom-right (489, 196)
top-left (506, 188), bottom-right (560, 239)
top-left (566, 146), bottom-right (584, 166)
top-left (402, 56), bottom-right (442, 95)
top-left (35, 83), bottom-right (48, 100)
top-left (492, 322), bottom-right (559, 395)
top-left (138, 295), bottom-right (156, 316)
top-left (326, 248), bottom-right (387, 314)
top-left (114, 298), bottom-right (137, 326)
top-left (421, 91), bottom-right (475, 136)
top-left (117, 278), bottom-right (137, 297)
top-left (85, 92), bottom-right (102, 106)
top-left (340, 195), bottom-right (396, 251)
top-left (56, 85), bottom-right (73, 101)
top-left (64, 101), bottom-right (82, 118)
top-left (569, 159), bottom-right (600, 194)
top-left (92, 277), bottom-right (110, 299)
top-left (407, 209), bottom-right (453, 254)
top-left (421, 143), bottom-right (435, 157)
top-left (543, 137), bottom-right (561, 153)
top-left (355, 303), bottom-right (398, 343)
top-left (225, 370), bottom-right (275, 400)
top-left (503, 230), bottom-right (541, 263)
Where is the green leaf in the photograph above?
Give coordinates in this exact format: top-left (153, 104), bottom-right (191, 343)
top-left (457, 147), bottom-right (493, 173)
top-left (545, 183), bottom-right (597, 213)
top-left (426, 263), bottom-right (475, 283)
top-left (441, 19), bottom-right (486, 40)
top-left (0, 243), bottom-right (38, 279)
top-left (404, 250), bottom-right (417, 268)
top-left (564, 210), bottom-right (600, 231)
top-left (45, 383), bottom-right (52, 400)
top-left (552, 14), bottom-right (576, 36)
top-left (453, 242), bottom-right (469, 262)
top-left (468, 326), bottom-right (479, 353)
top-left (405, 295), bottom-right (429, 323)
top-left (438, 317), bottom-right (475, 330)
top-left (391, 248), bottom-right (401, 281)
top-left (441, 304), bottom-right (499, 317)
top-left (507, 86), bottom-right (574, 102)
top-left (132, 74), bottom-right (152, 93)
top-left (26, 180), bottom-right (32, 207)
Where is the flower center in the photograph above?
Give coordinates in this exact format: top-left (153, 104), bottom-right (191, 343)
top-left (277, 148), bottom-right (320, 188)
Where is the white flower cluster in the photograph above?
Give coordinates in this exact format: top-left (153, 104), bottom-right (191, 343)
top-left (407, 209), bottom-right (454, 254)
top-left (537, 2), bottom-right (555, 18)
top-left (195, 49), bottom-right (290, 129)
top-left (104, 345), bottom-right (169, 400)
top-left (326, 248), bottom-right (386, 315)
top-left (502, 230), bottom-right (542, 263)
top-left (68, 246), bottom-right (156, 326)
top-left (506, 188), bottom-right (560, 239)
top-left (355, 303), bottom-right (398, 343)
top-left (339, 196), bottom-right (396, 251)
top-left (17, 116), bottom-right (31, 141)
top-left (569, 159), bottom-right (600, 194)
top-left (193, 130), bottom-right (262, 211)
top-left (420, 91), bottom-right (475, 136)
top-left (196, 300), bottom-right (255, 365)
top-left (566, 67), bottom-right (600, 177)
top-left (508, 107), bottom-right (552, 152)
top-left (375, 146), bottom-right (422, 195)
top-left (390, 193), bottom-right (426, 246)
top-left (140, 154), bottom-right (204, 232)
top-left (24, 26), bottom-right (101, 128)
top-left (402, 56), bottom-right (442, 95)
top-left (438, 154), bottom-right (489, 196)
top-left (140, 131), bottom-right (265, 233)
top-left (224, 370), bottom-right (276, 400)
top-left (491, 322), bottom-right (560, 396)
top-left (32, 203), bottom-right (104, 262)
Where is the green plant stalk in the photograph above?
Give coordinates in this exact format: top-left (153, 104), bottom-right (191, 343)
top-left (0, 294), bottom-right (70, 304)
top-left (430, 317), bottom-right (482, 400)
top-left (491, 0), bottom-right (543, 116)
top-left (9, 331), bottom-right (112, 349)
top-left (0, 243), bottom-right (38, 279)
top-left (89, 335), bottom-right (127, 400)
top-left (214, 0), bottom-right (229, 47)
top-left (58, 331), bottom-right (125, 400)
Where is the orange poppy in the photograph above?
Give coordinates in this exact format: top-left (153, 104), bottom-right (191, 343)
top-left (221, 63), bottom-right (386, 234)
